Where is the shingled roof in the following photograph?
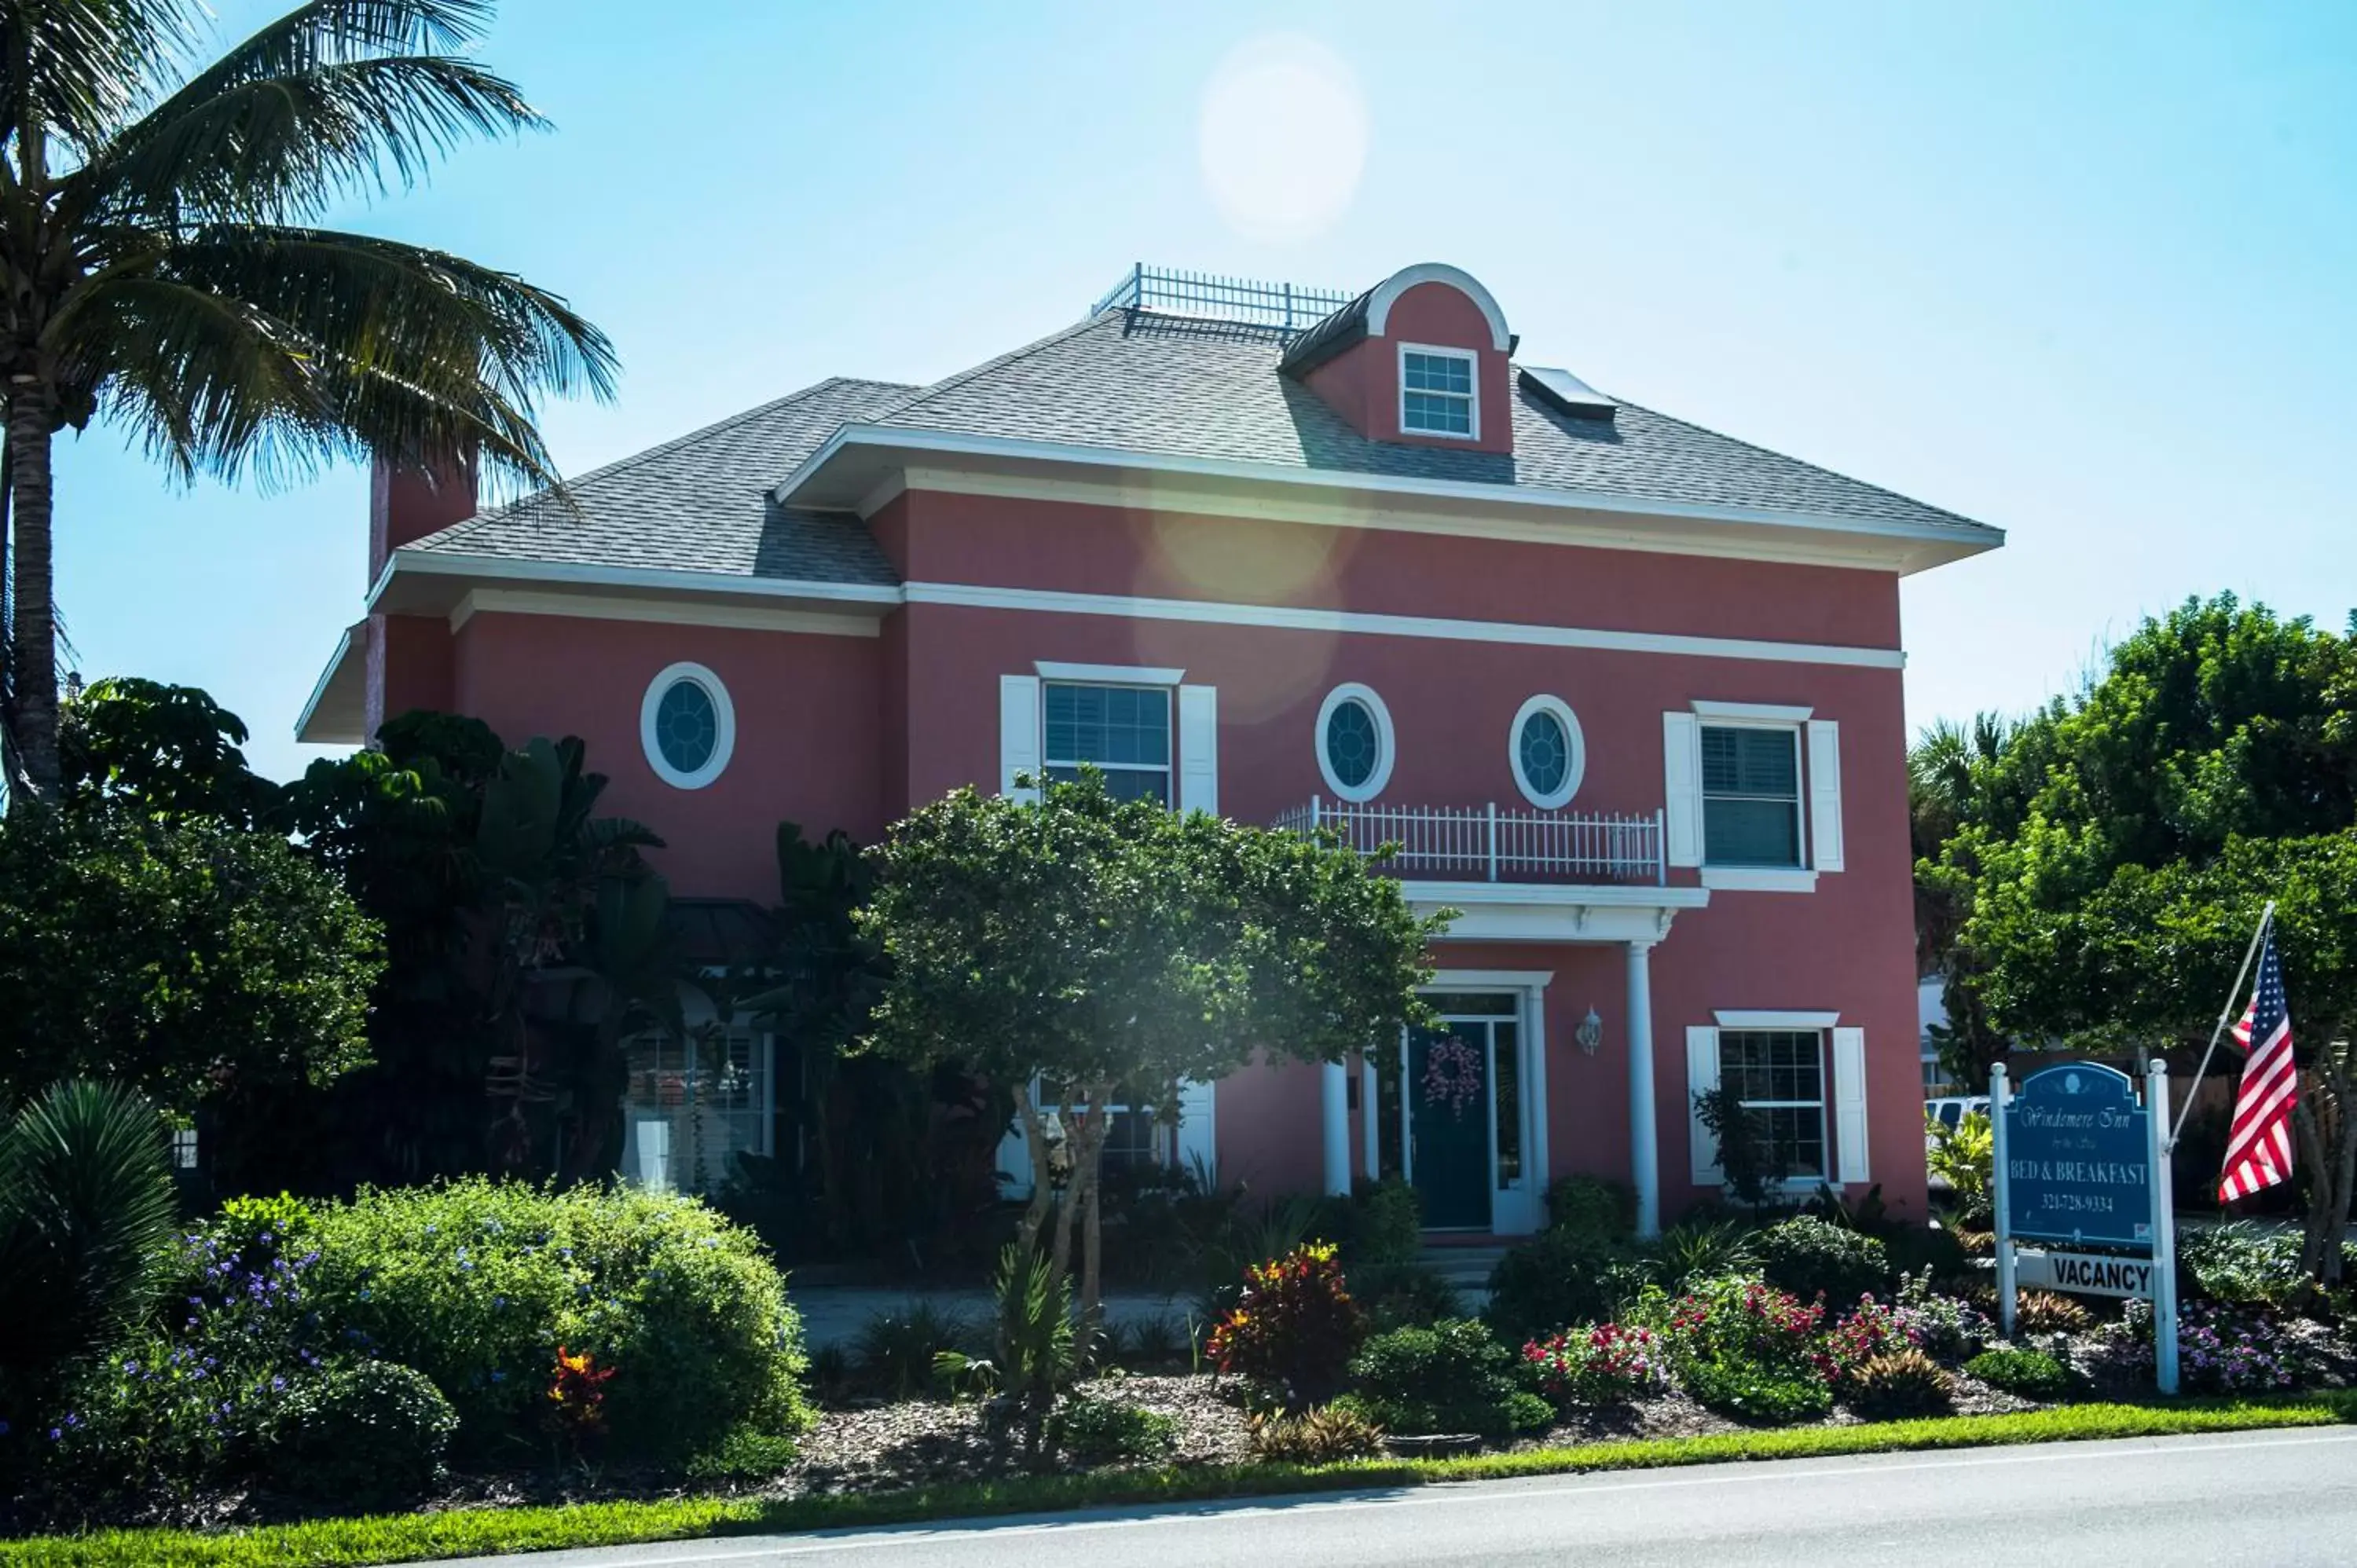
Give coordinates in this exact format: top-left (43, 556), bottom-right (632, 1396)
top-left (408, 299), bottom-right (1993, 580)
top-left (409, 376), bottom-right (915, 584)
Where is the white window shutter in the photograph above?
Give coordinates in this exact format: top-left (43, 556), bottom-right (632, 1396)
top-left (1807, 720), bottom-right (1845, 873)
top-left (1663, 713), bottom-right (1704, 867)
top-left (999, 674), bottom-right (1042, 802)
top-left (995, 1119), bottom-right (1033, 1200)
top-left (1686, 1025), bottom-right (1722, 1185)
top-left (1832, 1026), bottom-right (1870, 1185)
top-left (1178, 684), bottom-right (1219, 815)
top-left (1174, 1077), bottom-right (1216, 1185)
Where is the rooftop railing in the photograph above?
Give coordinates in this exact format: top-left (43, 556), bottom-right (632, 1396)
top-left (1271, 797), bottom-right (1667, 886)
top-left (1091, 264), bottom-right (1354, 332)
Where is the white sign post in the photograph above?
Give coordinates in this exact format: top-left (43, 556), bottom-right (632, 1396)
top-left (1989, 1058), bottom-right (2178, 1394)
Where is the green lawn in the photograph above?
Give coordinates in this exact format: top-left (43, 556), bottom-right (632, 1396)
top-left (8, 1394), bottom-right (2352, 1568)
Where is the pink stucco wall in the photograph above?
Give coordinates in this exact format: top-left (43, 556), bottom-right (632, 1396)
top-left (447, 611), bottom-right (886, 903)
top-left (1303, 280), bottom-right (1515, 454)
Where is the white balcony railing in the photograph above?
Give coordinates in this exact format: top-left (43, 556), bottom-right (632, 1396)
top-left (1271, 797), bottom-right (1666, 886)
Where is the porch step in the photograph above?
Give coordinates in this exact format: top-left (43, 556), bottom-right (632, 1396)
top-left (1415, 1244), bottom-right (1514, 1310)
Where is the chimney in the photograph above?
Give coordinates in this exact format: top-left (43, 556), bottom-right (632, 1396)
top-left (368, 453), bottom-right (478, 585)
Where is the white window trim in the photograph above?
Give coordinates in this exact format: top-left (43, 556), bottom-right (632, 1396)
top-left (1508, 694), bottom-right (1585, 809)
top-left (1715, 1009), bottom-right (1841, 1029)
top-left (1315, 681), bottom-right (1396, 802)
top-left (1692, 699), bottom-right (1813, 722)
top-left (1700, 867), bottom-right (1819, 893)
top-left (1398, 342), bottom-right (1479, 441)
top-left (1040, 676), bottom-right (1175, 803)
top-left (640, 661), bottom-right (736, 790)
top-left (1034, 660), bottom-right (1186, 684)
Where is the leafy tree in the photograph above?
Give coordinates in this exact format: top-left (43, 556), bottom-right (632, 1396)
top-left (60, 676), bottom-right (281, 826)
top-left (857, 771), bottom-right (1444, 1346)
top-left (0, 808), bottom-right (383, 1112)
top-left (0, 0), bottom-right (615, 804)
top-left (1920, 595), bottom-right (2357, 1277)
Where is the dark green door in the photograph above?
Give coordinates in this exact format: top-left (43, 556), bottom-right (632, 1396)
top-left (1409, 1028), bottom-right (1490, 1229)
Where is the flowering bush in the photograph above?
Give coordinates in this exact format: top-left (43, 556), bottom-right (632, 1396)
top-left (1523, 1323), bottom-right (1661, 1408)
top-left (1820, 1297), bottom-right (1918, 1387)
top-left (1892, 1268), bottom-right (1990, 1360)
top-left (2111, 1299), bottom-right (2319, 1393)
top-left (1645, 1277), bottom-right (1833, 1426)
top-left (262, 1362), bottom-right (456, 1508)
top-left (1208, 1242), bottom-right (1367, 1408)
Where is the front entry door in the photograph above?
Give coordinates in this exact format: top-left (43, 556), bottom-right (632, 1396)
top-left (1408, 1027), bottom-right (1490, 1228)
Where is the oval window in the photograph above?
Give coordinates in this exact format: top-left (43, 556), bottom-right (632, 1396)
top-left (640, 662), bottom-right (736, 789)
top-left (1509, 695), bottom-right (1584, 808)
top-left (1315, 683), bottom-right (1395, 802)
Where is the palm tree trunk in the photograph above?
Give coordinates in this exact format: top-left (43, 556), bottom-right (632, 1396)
top-left (5, 387), bottom-right (58, 805)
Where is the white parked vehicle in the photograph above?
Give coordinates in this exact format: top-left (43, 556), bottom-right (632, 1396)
top-left (1925, 1094), bottom-right (1989, 1152)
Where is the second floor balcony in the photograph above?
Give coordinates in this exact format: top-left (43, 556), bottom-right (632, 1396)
top-left (1271, 797), bottom-right (1666, 886)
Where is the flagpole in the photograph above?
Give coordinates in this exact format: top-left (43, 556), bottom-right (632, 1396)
top-left (2168, 899), bottom-right (2275, 1150)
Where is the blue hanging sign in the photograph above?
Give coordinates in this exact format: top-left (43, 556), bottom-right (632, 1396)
top-left (2001, 1064), bottom-right (2154, 1251)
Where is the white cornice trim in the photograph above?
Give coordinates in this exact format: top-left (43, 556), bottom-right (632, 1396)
top-left (1430, 969), bottom-right (1557, 989)
top-left (372, 549), bottom-right (902, 614)
top-left (1368, 263), bottom-right (1512, 350)
top-left (1406, 880), bottom-right (1711, 945)
top-left (1032, 660), bottom-right (1185, 684)
top-left (907, 581), bottom-right (1905, 670)
top-left (451, 588), bottom-right (880, 639)
top-left (1692, 699), bottom-right (1814, 722)
top-left (774, 424), bottom-right (2003, 575)
top-left (1715, 1009), bottom-right (1842, 1029)
top-left (293, 623), bottom-right (364, 745)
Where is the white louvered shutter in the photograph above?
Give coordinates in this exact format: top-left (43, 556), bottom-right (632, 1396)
top-left (1663, 712), bottom-right (1704, 868)
top-left (1687, 1025), bottom-right (1722, 1185)
top-left (1178, 684), bottom-right (1219, 815)
top-left (1174, 1078), bottom-right (1216, 1185)
top-left (1831, 1026), bottom-right (1870, 1185)
top-left (999, 674), bottom-right (1042, 802)
top-left (1807, 720), bottom-right (1845, 873)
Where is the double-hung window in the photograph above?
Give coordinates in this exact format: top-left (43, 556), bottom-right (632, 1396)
top-left (1043, 682), bottom-right (1171, 804)
top-left (1400, 346), bottom-right (1477, 438)
top-left (1700, 724), bottom-right (1804, 866)
top-left (1718, 1028), bottom-right (1826, 1181)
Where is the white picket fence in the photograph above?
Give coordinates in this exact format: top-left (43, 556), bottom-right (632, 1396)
top-left (1270, 797), bottom-right (1666, 885)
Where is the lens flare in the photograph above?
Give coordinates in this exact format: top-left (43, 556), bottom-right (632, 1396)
top-left (1198, 35), bottom-right (1369, 244)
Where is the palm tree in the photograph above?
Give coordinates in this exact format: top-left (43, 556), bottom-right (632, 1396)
top-left (0, 0), bottom-right (615, 804)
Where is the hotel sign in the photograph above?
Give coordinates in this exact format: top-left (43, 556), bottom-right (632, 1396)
top-left (2001, 1064), bottom-right (2153, 1251)
top-left (2014, 1249), bottom-right (2158, 1299)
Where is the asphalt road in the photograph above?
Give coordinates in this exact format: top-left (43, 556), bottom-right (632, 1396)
top-left (443, 1427), bottom-right (2357, 1568)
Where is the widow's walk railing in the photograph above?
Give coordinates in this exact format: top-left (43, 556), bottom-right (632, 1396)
top-left (1270, 797), bottom-right (1666, 886)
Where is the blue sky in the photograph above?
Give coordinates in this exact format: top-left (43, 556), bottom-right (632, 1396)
top-left (54, 0), bottom-right (2357, 781)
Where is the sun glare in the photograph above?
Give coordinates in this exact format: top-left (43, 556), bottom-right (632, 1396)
top-left (1197, 34), bottom-right (1369, 244)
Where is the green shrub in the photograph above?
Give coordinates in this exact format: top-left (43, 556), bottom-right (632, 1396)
top-left (2178, 1222), bottom-right (2318, 1311)
top-left (1542, 1177), bottom-right (1636, 1241)
top-left (1208, 1242), bottom-right (1366, 1409)
top-left (1883, 1222), bottom-right (1970, 1283)
top-left (1047, 1398), bottom-right (1177, 1464)
top-left (303, 1178), bottom-right (810, 1464)
top-left (1677, 1353), bottom-right (1833, 1423)
top-left (1966, 1347), bottom-right (2073, 1400)
top-left (1247, 1401), bottom-right (1386, 1462)
top-left (1344, 1319), bottom-right (1533, 1438)
top-left (1342, 1178), bottom-right (1424, 1266)
top-left (1347, 1260), bottom-right (1461, 1331)
top-left (261, 1362), bottom-right (456, 1508)
top-left (853, 1301), bottom-right (973, 1398)
top-left (1845, 1348), bottom-right (1953, 1419)
top-left (1484, 1230), bottom-right (1648, 1344)
top-left (1755, 1218), bottom-right (1890, 1304)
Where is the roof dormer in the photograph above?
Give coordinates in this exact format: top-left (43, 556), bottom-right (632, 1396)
top-left (1281, 262), bottom-right (1517, 456)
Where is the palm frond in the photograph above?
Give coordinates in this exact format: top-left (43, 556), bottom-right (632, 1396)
top-left (79, 52), bottom-right (540, 223)
top-left (0, 0), bottom-right (196, 158)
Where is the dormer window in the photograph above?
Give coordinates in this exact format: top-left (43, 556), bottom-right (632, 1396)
top-left (1400, 345), bottom-right (1477, 438)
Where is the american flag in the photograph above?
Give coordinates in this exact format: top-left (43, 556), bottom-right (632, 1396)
top-left (2220, 926), bottom-right (2297, 1203)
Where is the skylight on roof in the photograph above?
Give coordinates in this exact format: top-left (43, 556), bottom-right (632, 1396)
top-left (1091, 264), bottom-right (1352, 332)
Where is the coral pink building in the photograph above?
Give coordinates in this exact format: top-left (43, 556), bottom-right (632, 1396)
top-left (300, 263), bottom-right (2000, 1236)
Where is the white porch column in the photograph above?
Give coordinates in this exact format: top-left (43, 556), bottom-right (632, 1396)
top-left (1320, 1059), bottom-right (1352, 1196)
top-left (1626, 940), bottom-right (1660, 1240)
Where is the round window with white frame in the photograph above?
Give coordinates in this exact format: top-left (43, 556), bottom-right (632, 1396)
top-left (1508, 694), bottom-right (1585, 809)
top-left (1315, 682), bottom-right (1395, 802)
top-left (640, 661), bottom-right (736, 789)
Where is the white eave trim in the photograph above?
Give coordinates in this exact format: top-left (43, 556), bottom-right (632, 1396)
top-left (1033, 660), bottom-right (1186, 684)
top-left (770, 424), bottom-right (2003, 569)
top-left (293, 621), bottom-right (367, 746)
top-left (1715, 1009), bottom-right (1842, 1029)
top-left (369, 548), bottom-right (902, 617)
top-left (1405, 880), bottom-right (1711, 945)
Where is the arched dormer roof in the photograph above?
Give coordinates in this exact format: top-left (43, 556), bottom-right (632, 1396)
top-left (1365, 263), bottom-right (1510, 351)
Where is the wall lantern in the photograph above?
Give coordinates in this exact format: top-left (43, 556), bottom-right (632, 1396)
top-left (1575, 1006), bottom-right (1604, 1057)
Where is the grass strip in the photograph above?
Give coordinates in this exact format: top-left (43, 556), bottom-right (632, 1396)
top-left (9, 1394), bottom-right (2354, 1568)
